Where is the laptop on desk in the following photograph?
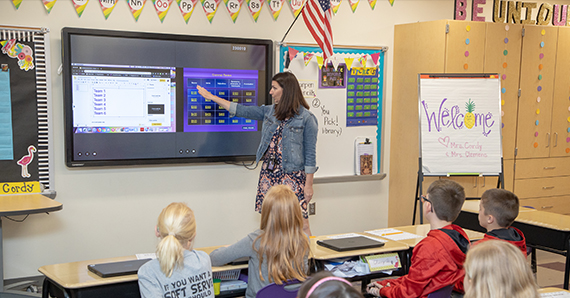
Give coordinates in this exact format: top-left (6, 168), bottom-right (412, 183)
top-left (87, 259), bottom-right (152, 278)
top-left (317, 236), bottom-right (385, 252)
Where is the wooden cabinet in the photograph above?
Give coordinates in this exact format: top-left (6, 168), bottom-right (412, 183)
top-left (390, 21), bottom-right (570, 226)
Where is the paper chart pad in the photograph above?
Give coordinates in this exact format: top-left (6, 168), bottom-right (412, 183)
top-left (366, 228), bottom-right (423, 241)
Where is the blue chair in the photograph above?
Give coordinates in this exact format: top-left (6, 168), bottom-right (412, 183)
top-left (255, 280), bottom-right (302, 298)
top-left (427, 285), bottom-right (454, 298)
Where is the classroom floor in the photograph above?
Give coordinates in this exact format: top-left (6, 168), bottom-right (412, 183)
top-left (4, 249), bottom-right (567, 296)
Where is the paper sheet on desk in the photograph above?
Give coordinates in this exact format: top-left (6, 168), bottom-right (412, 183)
top-left (136, 253), bottom-right (156, 259)
top-left (366, 229), bottom-right (423, 241)
top-left (541, 292), bottom-right (570, 298)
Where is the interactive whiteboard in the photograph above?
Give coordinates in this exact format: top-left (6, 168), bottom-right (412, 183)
top-left (418, 74), bottom-right (502, 175)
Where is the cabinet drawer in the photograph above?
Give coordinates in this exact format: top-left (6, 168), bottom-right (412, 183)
top-left (519, 196), bottom-right (570, 215)
top-left (514, 176), bottom-right (570, 198)
top-left (515, 157), bottom-right (570, 179)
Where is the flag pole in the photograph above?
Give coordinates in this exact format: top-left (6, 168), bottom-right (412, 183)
top-left (280, 0), bottom-right (309, 44)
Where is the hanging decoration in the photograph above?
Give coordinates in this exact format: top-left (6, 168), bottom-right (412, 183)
top-left (72, 0), bottom-right (89, 17)
top-left (367, 0), bottom-right (375, 10)
top-left (177, 0), bottom-right (198, 23)
top-left (348, 0), bottom-right (359, 12)
top-left (267, 0), bottom-right (284, 20)
top-left (330, 0), bottom-right (341, 14)
top-left (370, 52), bottom-right (380, 66)
top-left (287, 0), bottom-right (304, 17)
top-left (316, 55), bottom-right (324, 68)
top-left (201, 0), bottom-right (221, 23)
top-left (344, 57), bottom-right (354, 70)
top-left (99, 0), bottom-right (118, 19)
top-left (246, 0), bottom-right (264, 22)
top-left (224, 0), bottom-right (243, 22)
top-left (288, 47), bottom-right (299, 61)
top-left (330, 56), bottom-right (340, 70)
top-left (152, 0), bottom-right (173, 22)
top-left (387, 0), bottom-right (393, 5)
top-left (12, 0), bottom-right (22, 9)
top-left (42, 0), bottom-right (58, 13)
top-left (303, 52), bottom-right (314, 66)
top-left (358, 54), bottom-right (367, 67)
top-left (127, 0), bottom-right (147, 21)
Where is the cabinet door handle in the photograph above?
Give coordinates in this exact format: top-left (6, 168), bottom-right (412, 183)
top-left (546, 133), bottom-right (551, 148)
top-left (543, 166), bottom-right (556, 170)
top-left (473, 177), bottom-right (477, 188)
top-left (542, 186), bottom-right (555, 190)
top-left (541, 205), bottom-right (554, 209)
top-left (554, 133), bottom-right (558, 147)
top-left (481, 177), bottom-right (486, 187)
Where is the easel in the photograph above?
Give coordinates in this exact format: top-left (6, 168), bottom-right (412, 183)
top-left (412, 157), bottom-right (504, 224)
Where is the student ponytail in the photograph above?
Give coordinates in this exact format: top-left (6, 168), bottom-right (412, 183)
top-left (156, 203), bottom-right (196, 277)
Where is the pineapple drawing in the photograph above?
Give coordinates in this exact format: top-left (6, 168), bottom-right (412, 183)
top-left (464, 99), bottom-right (476, 129)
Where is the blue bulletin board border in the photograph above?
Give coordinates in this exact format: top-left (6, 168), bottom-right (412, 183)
top-left (278, 45), bottom-right (386, 172)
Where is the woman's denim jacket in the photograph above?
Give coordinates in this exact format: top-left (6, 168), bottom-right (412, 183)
top-left (229, 102), bottom-right (318, 174)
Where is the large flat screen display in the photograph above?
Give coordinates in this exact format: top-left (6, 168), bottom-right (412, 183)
top-left (62, 28), bottom-right (273, 167)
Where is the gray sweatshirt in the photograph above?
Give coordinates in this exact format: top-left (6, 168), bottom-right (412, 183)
top-left (209, 229), bottom-right (308, 298)
top-left (138, 250), bottom-right (215, 298)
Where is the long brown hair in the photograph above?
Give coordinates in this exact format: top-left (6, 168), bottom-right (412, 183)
top-left (156, 203), bottom-right (196, 277)
top-left (254, 185), bottom-right (310, 284)
top-left (272, 72), bottom-right (310, 121)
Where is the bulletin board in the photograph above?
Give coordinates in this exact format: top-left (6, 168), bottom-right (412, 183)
top-left (279, 44), bottom-right (386, 178)
top-left (0, 25), bottom-right (54, 196)
top-left (418, 74), bottom-right (502, 175)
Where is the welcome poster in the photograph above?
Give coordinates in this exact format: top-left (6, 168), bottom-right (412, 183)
top-left (418, 74), bottom-right (502, 175)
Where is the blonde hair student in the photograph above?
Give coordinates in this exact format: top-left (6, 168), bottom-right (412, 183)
top-left (464, 240), bottom-right (539, 298)
top-left (209, 185), bottom-right (310, 298)
top-left (138, 203), bottom-right (214, 298)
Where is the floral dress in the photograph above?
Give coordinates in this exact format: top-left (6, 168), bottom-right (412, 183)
top-left (255, 120), bottom-right (308, 218)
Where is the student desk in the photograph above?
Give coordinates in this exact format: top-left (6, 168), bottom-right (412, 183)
top-left (539, 287), bottom-right (570, 296)
top-left (364, 224), bottom-right (485, 248)
top-left (455, 200), bottom-right (570, 289)
top-left (310, 233), bottom-right (409, 293)
top-left (38, 246), bottom-right (247, 298)
top-left (0, 194), bottom-right (62, 295)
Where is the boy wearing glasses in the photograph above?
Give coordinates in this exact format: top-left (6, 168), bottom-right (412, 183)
top-left (367, 179), bottom-right (469, 298)
top-left (474, 188), bottom-right (527, 255)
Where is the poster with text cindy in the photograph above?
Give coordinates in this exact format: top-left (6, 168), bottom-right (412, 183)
top-left (418, 74), bottom-right (502, 175)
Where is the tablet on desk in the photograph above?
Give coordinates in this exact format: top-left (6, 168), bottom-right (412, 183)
top-left (87, 259), bottom-right (152, 278)
top-left (317, 236), bottom-right (385, 252)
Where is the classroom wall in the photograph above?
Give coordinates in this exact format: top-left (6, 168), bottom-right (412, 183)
top-left (0, 0), bottom-right (457, 279)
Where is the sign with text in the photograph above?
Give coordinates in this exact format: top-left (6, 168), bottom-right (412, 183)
top-left (419, 74), bottom-right (502, 175)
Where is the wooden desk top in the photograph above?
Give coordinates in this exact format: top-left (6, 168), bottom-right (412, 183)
top-left (39, 246), bottom-right (248, 290)
top-left (462, 200), bottom-right (535, 214)
top-left (515, 211), bottom-right (570, 232)
top-left (310, 233), bottom-right (409, 260)
top-left (539, 287), bottom-right (570, 294)
top-left (364, 224), bottom-right (484, 247)
top-left (0, 194), bottom-right (62, 216)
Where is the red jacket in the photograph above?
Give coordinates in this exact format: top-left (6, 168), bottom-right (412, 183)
top-left (377, 225), bottom-right (469, 298)
top-left (475, 227), bottom-right (527, 256)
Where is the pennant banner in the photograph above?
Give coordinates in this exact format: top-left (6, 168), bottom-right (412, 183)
top-left (177, 0), bottom-right (198, 23)
top-left (316, 55), bottom-right (324, 69)
top-left (348, 0), bottom-right (359, 12)
top-left (287, 0), bottom-right (303, 17)
top-left (358, 54), bottom-right (367, 67)
top-left (72, 0), bottom-right (89, 17)
top-left (370, 52), bottom-right (380, 65)
top-left (12, 0), bottom-right (22, 9)
top-left (246, 0), bottom-right (264, 22)
top-left (127, 0), bottom-right (147, 21)
top-left (288, 47), bottom-right (299, 61)
top-left (267, 0), bottom-right (284, 20)
top-left (201, 0), bottom-right (221, 23)
top-left (344, 57), bottom-right (354, 70)
top-left (153, 0), bottom-right (173, 22)
top-left (224, 0), bottom-right (243, 22)
top-left (42, 0), bottom-right (57, 13)
top-left (100, 0), bottom-right (118, 19)
top-left (330, 0), bottom-right (341, 14)
top-left (368, 0), bottom-right (375, 10)
top-left (303, 53), bottom-right (314, 66)
top-left (388, 0), bottom-right (394, 6)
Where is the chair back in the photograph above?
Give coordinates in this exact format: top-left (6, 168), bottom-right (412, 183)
top-left (255, 280), bottom-right (302, 298)
top-left (427, 285), bottom-right (454, 298)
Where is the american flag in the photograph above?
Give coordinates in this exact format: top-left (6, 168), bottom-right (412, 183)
top-left (302, 0), bottom-right (333, 61)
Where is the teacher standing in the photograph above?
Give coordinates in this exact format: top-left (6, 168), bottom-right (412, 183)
top-left (197, 72), bottom-right (318, 235)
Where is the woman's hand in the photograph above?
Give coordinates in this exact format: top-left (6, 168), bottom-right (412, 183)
top-left (304, 173), bottom-right (314, 203)
top-left (196, 85), bottom-right (214, 100)
top-left (196, 85), bottom-right (231, 111)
